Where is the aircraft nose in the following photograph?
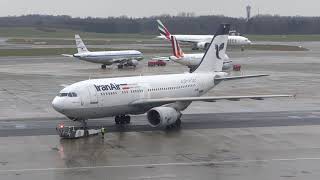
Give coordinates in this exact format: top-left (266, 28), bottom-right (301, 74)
top-left (52, 97), bottom-right (64, 113)
top-left (247, 40), bottom-right (252, 44)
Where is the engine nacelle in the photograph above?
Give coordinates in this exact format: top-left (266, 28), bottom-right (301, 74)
top-left (222, 62), bottom-right (232, 71)
top-left (126, 59), bottom-right (139, 66)
top-left (222, 54), bottom-right (232, 70)
top-left (196, 42), bottom-right (210, 50)
top-left (147, 107), bottom-right (181, 127)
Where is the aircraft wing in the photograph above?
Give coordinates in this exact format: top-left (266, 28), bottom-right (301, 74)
top-left (112, 58), bottom-right (142, 64)
top-left (130, 94), bottom-right (293, 106)
top-left (62, 54), bottom-right (74, 57)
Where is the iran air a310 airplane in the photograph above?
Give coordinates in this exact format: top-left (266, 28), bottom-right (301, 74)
top-left (169, 35), bottom-right (232, 72)
top-left (52, 24), bottom-right (291, 129)
top-left (62, 35), bottom-right (143, 69)
top-left (156, 20), bottom-right (251, 50)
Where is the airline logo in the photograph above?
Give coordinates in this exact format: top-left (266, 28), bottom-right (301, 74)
top-left (215, 43), bottom-right (225, 59)
top-left (171, 35), bottom-right (184, 58)
top-left (94, 83), bottom-right (138, 91)
top-left (157, 20), bottom-right (171, 40)
top-left (94, 84), bottom-right (121, 91)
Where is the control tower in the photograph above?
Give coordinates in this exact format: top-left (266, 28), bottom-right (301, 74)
top-left (246, 5), bottom-right (251, 22)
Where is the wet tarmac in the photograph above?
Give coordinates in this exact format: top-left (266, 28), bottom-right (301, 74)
top-left (1, 125), bottom-right (320, 180)
top-left (1, 41), bottom-right (320, 179)
top-left (0, 111), bottom-right (320, 137)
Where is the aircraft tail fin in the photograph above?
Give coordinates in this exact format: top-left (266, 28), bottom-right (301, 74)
top-left (170, 35), bottom-right (184, 58)
top-left (157, 19), bottom-right (171, 40)
top-left (75, 34), bottom-right (89, 53)
top-left (192, 24), bottom-right (230, 73)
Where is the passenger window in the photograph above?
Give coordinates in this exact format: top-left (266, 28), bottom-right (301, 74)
top-left (72, 92), bottom-right (77, 97)
top-left (68, 93), bottom-right (73, 97)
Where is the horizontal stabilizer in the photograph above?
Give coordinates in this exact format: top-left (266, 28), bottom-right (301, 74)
top-left (59, 84), bottom-right (70, 87)
top-left (61, 54), bottom-right (73, 57)
top-left (130, 94), bottom-right (293, 106)
top-left (215, 74), bottom-right (268, 82)
top-left (151, 56), bottom-right (171, 61)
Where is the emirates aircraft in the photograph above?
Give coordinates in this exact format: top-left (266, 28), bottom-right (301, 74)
top-left (169, 35), bottom-right (232, 72)
top-left (156, 20), bottom-right (251, 50)
top-left (52, 24), bottom-right (290, 129)
top-left (62, 35), bottom-right (143, 69)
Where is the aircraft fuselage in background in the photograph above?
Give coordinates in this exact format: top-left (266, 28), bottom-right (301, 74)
top-left (73, 50), bottom-right (143, 65)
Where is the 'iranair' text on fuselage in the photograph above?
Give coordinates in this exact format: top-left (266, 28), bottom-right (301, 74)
top-left (94, 83), bottom-right (121, 91)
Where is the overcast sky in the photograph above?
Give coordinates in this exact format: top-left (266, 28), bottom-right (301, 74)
top-left (0, 0), bottom-right (318, 18)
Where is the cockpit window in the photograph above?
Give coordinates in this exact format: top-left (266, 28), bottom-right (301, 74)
top-left (59, 93), bottom-right (68, 97)
top-left (59, 92), bottom-right (77, 97)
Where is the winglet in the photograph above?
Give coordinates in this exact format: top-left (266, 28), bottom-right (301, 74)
top-left (157, 19), bottom-right (171, 40)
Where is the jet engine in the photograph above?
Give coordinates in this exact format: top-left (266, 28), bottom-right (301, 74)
top-left (222, 54), bottom-right (232, 70)
top-left (222, 61), bottom-right (232, 71)
top-left (147, 107), bottom-right (181, 127)
top-left (127, 59), bottom-right (139, 66)
top-left (196, 42), bottom-right (210, 50)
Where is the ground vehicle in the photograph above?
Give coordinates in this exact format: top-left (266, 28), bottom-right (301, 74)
top-left (56, 124), bottom-right (100, 139)
top-left (233, 64), bottom-right (241, 71)
top-left (148, 60), bottom-right (166, 66)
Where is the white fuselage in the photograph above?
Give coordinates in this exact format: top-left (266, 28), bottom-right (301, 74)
top-left (73, 50), bottom-right (143, 64)
top-left (170, 54), bottom-right (203, 66)
top-left (157, 34), bottom-right (251, 46)
top-left (52, 72), bottom-right (223, 120)
top-left (169, 54), bottom-right (232, 70)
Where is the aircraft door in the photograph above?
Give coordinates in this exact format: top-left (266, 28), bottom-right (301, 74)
top-left (88, 85), bottom-right (98, 105)
top-left (140, 84), bottom-right (150, 99)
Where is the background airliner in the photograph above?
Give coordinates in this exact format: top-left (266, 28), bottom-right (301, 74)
top-left (62, 34), bottom-right (144, 69)
top-left (156, 20), bottom-right (252, 50)
top-left (52, 24), bottom-right (290, 129)
top-left (169, 35), bottom-right (232, 72)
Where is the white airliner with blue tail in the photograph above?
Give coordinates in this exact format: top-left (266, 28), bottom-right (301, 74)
top-left (62, 35), bottom-right (143, 69)
top-left (53, 24), bottom-right (291, 129)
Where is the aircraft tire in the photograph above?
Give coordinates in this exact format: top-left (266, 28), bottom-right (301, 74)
top-left (125, 115), bottom-right (131, 124)
top-left (175, 119), bottom-right (181, 127)
top-left (115, 116), bottom-right (120, 124)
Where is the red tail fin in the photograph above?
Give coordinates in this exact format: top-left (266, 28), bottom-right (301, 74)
top-left (171, 35), bottom-right (184, 58)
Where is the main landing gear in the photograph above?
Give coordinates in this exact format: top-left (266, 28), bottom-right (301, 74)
top-left (115, 115), bottom-right (131, 125)
top-left (101, 64), bottom-right (107, 69)
top-left (80, 119), bottom-right (88, 130)
top-left (166, 119), bottom-right (181, 130)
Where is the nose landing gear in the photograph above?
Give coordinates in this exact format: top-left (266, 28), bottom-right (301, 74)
top-left (101, 64), bottom-right (107, 69)
top-left (115, 115), bottom-right (131, 125)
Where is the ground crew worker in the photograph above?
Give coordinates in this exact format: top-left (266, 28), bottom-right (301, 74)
top-left (101, 127), bottom-right (105, 138)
